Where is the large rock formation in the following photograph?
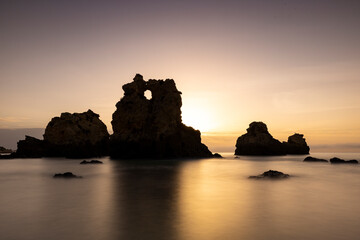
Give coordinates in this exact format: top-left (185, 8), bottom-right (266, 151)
top-left (235, 122), bottom-right (285, 155)
top-left (283, 133), bottom-right (310, 154)
top-left (235, 122), bottom-right (310, 156)
top-left (43, 110), bottom-right (109, 158)
top-left (110, 74), bottom-right (212, 159)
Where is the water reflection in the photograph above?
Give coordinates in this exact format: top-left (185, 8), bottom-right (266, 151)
top-left (111, 160), bottom-right (181, 240)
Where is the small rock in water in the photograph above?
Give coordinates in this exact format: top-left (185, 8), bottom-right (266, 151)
top-left (330, 157), bottom-right (358, 164)
top-left (53, 172), bottom-right (82, 178)
top-left (249, 170), bottom-right (290, 179)
top-left (303, 156), bottom-right (328, 162)
top-left (80, 160), bottom-right (103, 164)
top-left (213, 153), bottom-right (223, 158)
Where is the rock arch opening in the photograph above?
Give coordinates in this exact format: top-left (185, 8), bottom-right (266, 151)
top-left (144, 90), bottom-right (152, 100)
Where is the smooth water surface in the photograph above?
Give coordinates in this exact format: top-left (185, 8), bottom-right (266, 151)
top-left (0, 153), bottom-right (359, 240)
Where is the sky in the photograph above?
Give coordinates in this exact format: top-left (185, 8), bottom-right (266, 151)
top-left (1, 0), bottom-right (360, 152)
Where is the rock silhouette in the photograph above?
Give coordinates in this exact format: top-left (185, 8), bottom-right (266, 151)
top-left (283, 133), bottom-right (310, 154)
top-left (110, 74), bottom-right (212, 158)
top-left (80, 160), bottom-right (103, 164)
top-left (43, 110), bottom-right (109, 158)
top-left (235, 122), bottom-right (310, 156)
top-left (235, 122), bottom-right (285, 155)
top-left (330, 157), bottom-right (358, 164)
top-left (304, 156), bottom-right (328, 162)
top-left (53, 172), bottom-right (82, 178)
top-left (249, 170), bottom-right (290, 179)
top-left (16, 135), bottom-right (45, 158)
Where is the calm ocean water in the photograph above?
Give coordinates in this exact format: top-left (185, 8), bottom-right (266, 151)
top-left (0, 153), bottom-right (359, 240)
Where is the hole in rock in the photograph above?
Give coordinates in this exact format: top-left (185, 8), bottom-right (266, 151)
top-left (144, 90), bottom-right (152, 100)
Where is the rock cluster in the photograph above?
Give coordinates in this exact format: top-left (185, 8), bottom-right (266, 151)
top-left (110, 74), bottom-right (212, 158)
top-left (235, 122), bottom-right (310, 156)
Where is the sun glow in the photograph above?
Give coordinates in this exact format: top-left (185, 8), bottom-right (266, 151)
top-left (182, 104), bottom-right (218, 132)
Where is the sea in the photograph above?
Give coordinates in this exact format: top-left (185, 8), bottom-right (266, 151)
top-left (0, 152), bottom-right (359, 240)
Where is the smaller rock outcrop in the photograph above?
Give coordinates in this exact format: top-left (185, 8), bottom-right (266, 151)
top-left (249, 170), bottom-right (290, 179)
top-left (16, 136), bottom-right (45, 158)
top-left (0, 146), bottom-right (13, 154)
top-left (53, 172), bottom-right (82, 178)
top-left (80, 160), bottom-right (103, 164)
top-left (304, 156), bottom-right (328, 162)
top-left (330, 157), bottom-right (358, 164)
top-left (213, 153), bottom-right (223, 158)
top-left (44, 110), bottom-right (109, 158)
top-left (283, 133), bottom-right (310, 154)
top-left (235, 122), bottom-right (285, 155)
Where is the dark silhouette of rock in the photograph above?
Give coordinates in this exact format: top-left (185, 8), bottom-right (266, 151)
top-left (44, 110), bottom-right (109, 158)
top-left (213, 153), bottom-right (223, 158)
top-left (0, 146), bottom-right (13, 153)
top-left (80, 160), bottom-right (103, 164)
top-left (330, 157), bottom-right (358, 164)
top-left (249, 170), bottom-right (290, 179)
top-left (110, 74), bottom-right (212, 159)
top-left (304, 156), bottom-right (328, 162)
top-left (15, 135), bottom-right (45, 158)
top-left (235, 122), bottom-right (285, 155)
top-left (53, 172), bottom-right (82, 178)
top-left (283, 133), bottom-right (310, 154)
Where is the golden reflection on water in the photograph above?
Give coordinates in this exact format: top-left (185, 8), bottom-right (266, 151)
top-left (1, 155), bottom-right (360, 240)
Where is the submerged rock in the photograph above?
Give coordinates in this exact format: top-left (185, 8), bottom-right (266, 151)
top-left (53, 172), bottom-right (82, 178)
top-left (110, 74), bottom-right (212, 159)
top-left (16, 135), bottom-right (45, 158)
top-left (304, 156), bottom-right (328, 162)
top-left (330, 157), bottom-right (358, 164)
top-left (44, 110), bottom-right (109, 158)
top-left (283, 133), bottom-right (310, 154)
top-left (80, 160), bottom-right (103, 164)
top-left (249, 170), bottom-right (290, 179)
top-left (235, 122), bottom-right (285, 156)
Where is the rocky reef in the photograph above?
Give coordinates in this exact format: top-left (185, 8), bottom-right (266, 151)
top-left (110, 74), bottom-right (212, 159)
top-left (235, 122), bottom-right (310, 156)
top-left (43, 110), bottom-right (109, 158)
top-left (235, 122), bottom-right (285, 155)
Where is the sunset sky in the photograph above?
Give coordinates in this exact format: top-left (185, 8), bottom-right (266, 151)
top-left (1, 0), bottom-right (360, 151)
